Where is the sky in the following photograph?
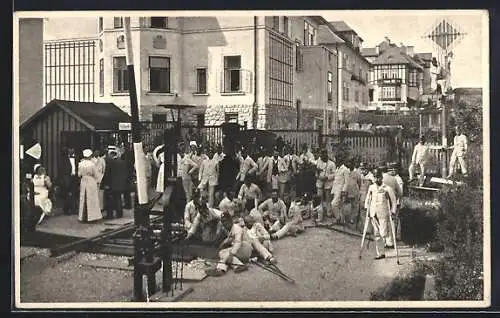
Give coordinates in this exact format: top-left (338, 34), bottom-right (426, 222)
top-left (42, 10), bottom-right (487, 88)
top-left (321, 10), bottom-right (486, 88)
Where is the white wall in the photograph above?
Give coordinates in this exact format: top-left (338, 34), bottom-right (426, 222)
top-left (19, 18), bottom-right (44, 123)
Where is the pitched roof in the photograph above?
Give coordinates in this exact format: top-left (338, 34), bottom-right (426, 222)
top-left (20, 99), bottom-right (133, 131)
top-left (415, 53), bottom-right (432, 61)
top-left (371, 46), bottom-right (423, 70)
top-left (329, 21), bottom-right (354, 32)
top-left (317, 25), bottom-right (345, 44)
top-left (361, 47), bottom-right (378, 57)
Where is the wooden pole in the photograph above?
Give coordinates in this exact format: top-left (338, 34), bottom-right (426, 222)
top-left (124, 16), bottom-right (152, 302)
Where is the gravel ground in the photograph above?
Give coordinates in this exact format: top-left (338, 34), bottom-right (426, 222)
top-left (19, 227), bottom-right (407, 303)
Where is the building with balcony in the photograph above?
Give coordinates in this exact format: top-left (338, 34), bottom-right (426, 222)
top-left (317, 21), bottom-right (371, 123)
top-left (39, 15), bottom-right (341, 131)
top-left (362, 38), bottom-right (433, 111)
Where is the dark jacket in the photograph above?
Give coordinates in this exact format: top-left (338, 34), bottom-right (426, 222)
top-left (58, 155), bottom-right (79, 186)
top-left (102, 157), bottom-right (128, 192)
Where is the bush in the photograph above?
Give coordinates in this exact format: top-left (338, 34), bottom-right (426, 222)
top-left (431, 184), bottom-right (484, 300)
top-left (370, 265), bottom-right (427, 300)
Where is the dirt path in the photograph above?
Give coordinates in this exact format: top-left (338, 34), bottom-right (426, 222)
top-left (19, 226), bottom-right (411, 303)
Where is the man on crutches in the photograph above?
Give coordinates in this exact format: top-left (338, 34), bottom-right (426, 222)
top-left (363, 170), bottom-right (398, 261)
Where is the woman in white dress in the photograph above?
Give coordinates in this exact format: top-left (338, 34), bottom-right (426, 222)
top-left (78, 149), bottom-right (103, 223)
top-left (32, 164), bottom-right (53, 224)
top-left (153, 144), bottom-right (165, 193)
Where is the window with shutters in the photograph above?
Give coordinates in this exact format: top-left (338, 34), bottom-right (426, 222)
top-left (196, 68), bottom-right (207, 94)
top-left (327, 72), bottom-right (333, 103)
top-left (99, 59), bottom-right (104, 96)
top-left (150, 17), bottom-right (168, 29)
top-left (113, 57), bottom-right (128, 93)
top-left (223, 56), bottom-right (241, 93)
top-left (113, 17), bottom-right (123, 29)
top-left (149, 57), bottom-right (171, 93)
top-left (343, 81), bottom-right (350, 102)
top-left (269, 33), bottom-right (293, 107)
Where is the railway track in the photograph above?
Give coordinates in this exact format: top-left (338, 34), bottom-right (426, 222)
top-left (49, 215), bottom-right (164, 257)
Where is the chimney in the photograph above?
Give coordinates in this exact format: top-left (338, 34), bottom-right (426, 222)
top-left (406, 46), bottom-right (414, 57)
top-left (384, 36), bottom-right (390, 43)
top-left (400, 45), bottom-right (407, 55)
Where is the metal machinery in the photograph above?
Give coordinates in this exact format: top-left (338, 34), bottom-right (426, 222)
top-left (121, 17), bottom-right (189, 301)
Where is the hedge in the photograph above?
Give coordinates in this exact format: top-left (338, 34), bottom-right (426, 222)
top-left (370, 265), bottom-right (427, 301)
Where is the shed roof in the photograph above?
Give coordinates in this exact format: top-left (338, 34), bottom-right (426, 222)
top-left (20, 99), bottom-right (133, 131)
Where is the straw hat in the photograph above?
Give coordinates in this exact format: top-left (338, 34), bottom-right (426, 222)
top-left (82, 149), bottom-right (93, 158)
top-left (189, 141), bottom-right (197, 147)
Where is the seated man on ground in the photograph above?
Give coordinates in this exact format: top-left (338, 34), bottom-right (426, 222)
top-left (238, 177), bottom-right (262, 210)
top-left (258, 189), bottom-right (288, 234)
top-left (243, 199), bottom-right (265, 226)
top-left (218, 190), bottom-right (238, 217)
top-left (205, 214), bottom-right (255, 276)
top-left (270, 192), bottom-right (307, 240)
top-left (244, 214), bottom-right (274, 253)
top-left (184, 189), bottom-right (201, 232)
top-left (185, 201), bottom-right (225, 244)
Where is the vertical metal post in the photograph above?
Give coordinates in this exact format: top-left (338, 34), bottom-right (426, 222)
top-left (439, 96), bottom-right (448, 178)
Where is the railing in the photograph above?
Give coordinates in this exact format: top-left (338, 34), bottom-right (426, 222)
top-left (267, 129), bottom-right (320, 154)
top-left (140, 122), bottom-right (244, 150)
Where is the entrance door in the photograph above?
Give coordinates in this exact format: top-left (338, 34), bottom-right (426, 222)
top-left (60, 131), bottom-right (94, 156)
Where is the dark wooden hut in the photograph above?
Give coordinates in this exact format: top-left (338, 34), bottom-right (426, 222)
top-left (19, 99), bottom-right (132, 182)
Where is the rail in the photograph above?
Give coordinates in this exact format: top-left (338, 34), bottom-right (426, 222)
top-left (49, 215), bottom-right (163, 257)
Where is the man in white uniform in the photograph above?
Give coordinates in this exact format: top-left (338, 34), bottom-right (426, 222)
top-left (409, 135), bottom-right (430, 183)
top-left (447, 126), bottom-right (468, 178)
top-left (364, 170), bottom-right (397, 260)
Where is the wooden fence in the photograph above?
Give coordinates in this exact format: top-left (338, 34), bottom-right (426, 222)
top-left (140, 123), bottom-right (482, 178)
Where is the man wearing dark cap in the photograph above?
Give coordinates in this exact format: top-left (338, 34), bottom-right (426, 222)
top-left (364, 169), bottom-right (397, 260)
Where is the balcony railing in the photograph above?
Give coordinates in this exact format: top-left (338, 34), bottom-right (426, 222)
top-left (377, 78), bottom-right (402, 85)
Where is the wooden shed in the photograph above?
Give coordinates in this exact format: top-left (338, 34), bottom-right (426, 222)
top-left (20, 99), bottom-right (133, 182)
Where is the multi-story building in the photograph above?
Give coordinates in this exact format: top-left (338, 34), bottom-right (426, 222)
top-left (362, 38), bottom-right (432, 111)
top-left (318, 21), bottom-right (371, 123)
top-left (41, 15), bottom-right (340, 131)
top-left (43, 38), bottom-right (97, 104)
top-left (18, 18), bottom-right (44, 123)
